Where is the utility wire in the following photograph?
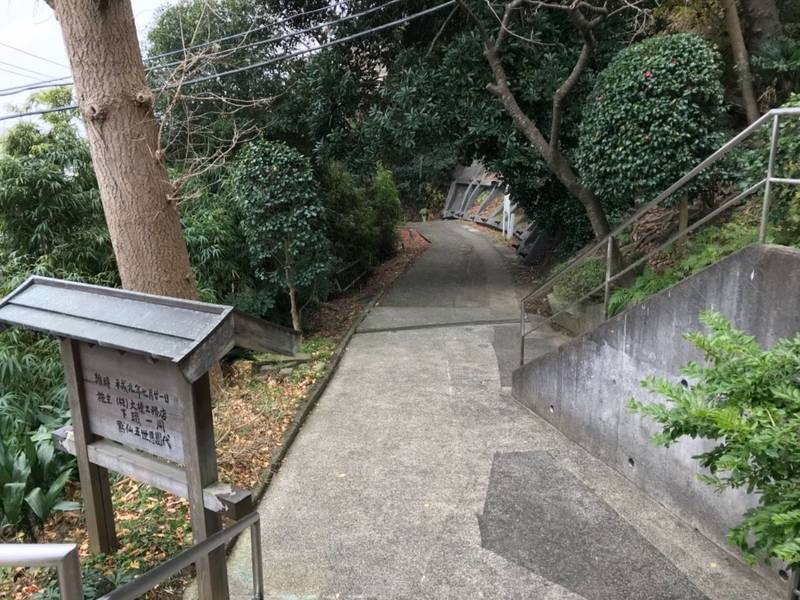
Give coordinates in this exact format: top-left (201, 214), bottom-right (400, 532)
top-left (0, 77), bottom-right (73, 98)
top-left (0, 59), bottom-right (57, 80)
top-left (0, 105), bottom-right (77, 120)
top-left (0, 2), bottom-right (340, 95)
top-left (146, 1), bottom-right (344, 61)
top-left (0, 0), bottom-right (455, 122)
top-left (0, 42), bottom-right (69, 69)
top-left (0, 0), bottom-right (407, 96)
top-left (0, 65), bottom-right (47, 82)
top-left (172, 0), bottom-right (454, 87)
top-left (150, 0), bottom-right (407, 71)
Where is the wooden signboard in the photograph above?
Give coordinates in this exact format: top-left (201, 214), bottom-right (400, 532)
top-left (79, 343), bottom-right (185, 464)
top-left (0, 276), bottom-right (300, 600)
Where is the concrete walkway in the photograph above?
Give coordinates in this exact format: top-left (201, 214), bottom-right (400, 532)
top-left (227, 221), bottom-right (778, 600)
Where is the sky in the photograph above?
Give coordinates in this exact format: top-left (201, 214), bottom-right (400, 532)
top-left (0, 0), bottom-right (175, 128)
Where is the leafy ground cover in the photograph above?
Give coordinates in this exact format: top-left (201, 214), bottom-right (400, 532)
top-left (0, 228), bottom-right (429, 600)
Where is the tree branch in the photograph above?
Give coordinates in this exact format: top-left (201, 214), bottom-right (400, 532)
top-left (496, 0), bottom-right (526, 50)
top-left (426, 5), bottom-right (459, 57)
top-left (549, 10), bottom-right (601, 155)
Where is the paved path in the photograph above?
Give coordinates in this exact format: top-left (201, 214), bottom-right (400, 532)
top-left (227, 221), bottom-right (778, 600)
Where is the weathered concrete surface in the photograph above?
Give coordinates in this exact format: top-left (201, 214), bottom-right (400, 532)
top-left (224, 224), bottom-right (780, 599)
top-left (480, 451), bottom-right (708, 600)
top-left (359, 222), bottom-right (519, 331)
top-left (513, 243), bottom-right (800, 589)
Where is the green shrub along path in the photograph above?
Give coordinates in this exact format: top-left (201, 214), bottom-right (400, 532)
top-left (223, 221), bottom-right (778, 600)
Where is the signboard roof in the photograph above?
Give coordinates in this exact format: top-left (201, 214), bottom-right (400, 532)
top-left (0, 276), bottom-right (299, 381)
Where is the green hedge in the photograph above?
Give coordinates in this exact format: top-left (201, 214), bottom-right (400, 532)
top-left (577, 33), bottom-right (727, 214)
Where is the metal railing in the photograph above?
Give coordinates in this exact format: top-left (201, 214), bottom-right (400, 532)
top-left (99, 510), bottom-right (263, 600)
top-left (519, 107), bottom-right (800, 366)
top-left (0, 542), bottom-right (82, 600)
top-left (0, 510), bottom-right (263, 600)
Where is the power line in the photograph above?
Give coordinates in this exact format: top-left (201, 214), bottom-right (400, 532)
top-left (0, 65), bottom-right (46, 82)
top-left (0, 0), bottom-right (407, 96)
top-left (0, 3), bottom-right (338, 96)
top-left (0, 0), bottom-right (455, 123)
top-left (0, 77), bottom-right (73, 98)
top-left (0, 105), bottom-right (78, 120)
top-left (151, 0), bottom-right (406, 70)
top-left (0, 42), bottom-right (69, 69)
top-left (174, 0), bottom-right (454, 88)
top-left (147, 0), bottom-right (406, 75)
top-left (147, 1), bottom-right (344, 62)
top-left (0, 59), bottom-right (57, 80)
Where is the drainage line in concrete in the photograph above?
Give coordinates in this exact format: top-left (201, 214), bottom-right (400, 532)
top-left (356, 318), bottom-right (521, 334)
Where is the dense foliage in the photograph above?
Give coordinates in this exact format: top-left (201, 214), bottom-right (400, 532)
top-left (608, 212), bottom-right (760, 316)
top-left (0, 94), bottom-right (104, 536)
top-left (318, 161), bottom-right (379, 269)
top-left (0, 96), bottom-right (115, 286)
top-left (552, 258), bottom-right (606, 303)
top-left (630, 311), bottom-right (800, 568)
top-left (226, 140), bottom-right (334, 328)
top-left (370, 166), bottom-right (403, 259)
top-left (577, 34), bottom-right (728, 214)
top-left (609, 93), bottom-right (800, 317)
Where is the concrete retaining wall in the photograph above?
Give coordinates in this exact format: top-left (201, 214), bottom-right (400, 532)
top-left (512, 244), bottom-right (800, 577)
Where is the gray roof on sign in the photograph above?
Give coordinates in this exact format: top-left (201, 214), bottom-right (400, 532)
top-left (0, 276), bottom-right (299, 382)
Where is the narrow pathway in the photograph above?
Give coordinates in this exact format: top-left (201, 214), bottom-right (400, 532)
top-left (227, 221), bottom-right (777, 599)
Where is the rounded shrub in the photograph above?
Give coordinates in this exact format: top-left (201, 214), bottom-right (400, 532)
top-left (226, 140), bottom-right (333, 328)
top-left (576, 33), bottom-right (727, 213)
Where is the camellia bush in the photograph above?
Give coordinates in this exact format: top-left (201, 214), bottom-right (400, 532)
top-left (630, 311), bottom-right (800, 568)
top-left (227, 140), bottom-right (333, 330)
top-left (577, 33), bottom-right (727, 214)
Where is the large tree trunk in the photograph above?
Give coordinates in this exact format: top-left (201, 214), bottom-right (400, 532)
top-left (51, 0), bottom-right (198, 299)
top-left (742, 0), bottom-right (783, 51)
top-left (721, 0), bottom-right (761, 124)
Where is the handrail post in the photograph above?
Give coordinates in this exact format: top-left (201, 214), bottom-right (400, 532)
top-left (57, 546), bottom-right (83, 600)
top-left (760, 113), bottom-right (781, 243)
top-left (603, 235), bottom-right (614, 319)
top-left (250, 518), bottom-right (264, 600)
top-left (519, 301), bottom-right (526, 366)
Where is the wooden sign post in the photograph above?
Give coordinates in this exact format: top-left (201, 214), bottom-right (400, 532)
top-left (0, 277), bottom-right (299, 600)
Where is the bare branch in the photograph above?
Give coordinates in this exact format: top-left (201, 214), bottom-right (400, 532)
top-left (426, 5), bottom-right (459, 57)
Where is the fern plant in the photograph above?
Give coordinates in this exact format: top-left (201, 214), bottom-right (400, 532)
top-left (630, 311), bottom-right (800, 568)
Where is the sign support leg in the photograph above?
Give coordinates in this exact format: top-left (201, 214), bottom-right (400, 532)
top-left (60, 339), bottom-right (118, 554)
top-left (182, 373), bottom-right (230, 600)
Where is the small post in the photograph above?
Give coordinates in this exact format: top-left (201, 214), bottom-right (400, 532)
top-left (250, 519), bottom-right (264, 600)
top-left (603, 235), bottom-right (614, 319)
top-left (760, 114), bottom-right (781, 243)
top-left (60, 340), bottom-right (117, 554)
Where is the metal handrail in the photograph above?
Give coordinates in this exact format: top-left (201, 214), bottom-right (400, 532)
top-left (519, 107), bottom-right (800, 365)
top-left (0, 511), bottom-right (264, 600)
top-left (0, 543), bottom-right (82, 600)
top-left (99, 510), bottom-right (263, 600)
